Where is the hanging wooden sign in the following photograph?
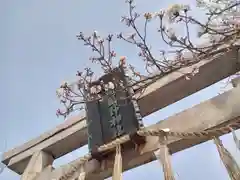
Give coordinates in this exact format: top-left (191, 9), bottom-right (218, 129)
top-left (85, 66), bottom-right (144, 156)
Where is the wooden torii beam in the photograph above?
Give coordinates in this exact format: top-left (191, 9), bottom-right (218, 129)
top-left (35, 77), bottom-right (240, 180)
top-left (2, 47), bottom-right (240, 175)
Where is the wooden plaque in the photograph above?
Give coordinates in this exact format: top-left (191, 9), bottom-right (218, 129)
top-left (85, 67), bottom-right (143, 155)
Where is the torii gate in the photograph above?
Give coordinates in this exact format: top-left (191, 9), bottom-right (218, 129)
top-left (1, 47), bottom-right (240, 180)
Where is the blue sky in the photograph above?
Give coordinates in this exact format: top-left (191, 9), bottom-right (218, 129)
top-left (0, 0), bottom-right (239, 179)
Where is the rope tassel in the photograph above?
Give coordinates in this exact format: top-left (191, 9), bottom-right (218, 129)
top-left (113, 144), bottom-right (123, 180)
top-left (214, 137), bottom-right (240, 180)
top-left (78, 164), bottom-right (86, 180)
top-left (155, 135), bottom-right (175, 180)
top-left (231, 128), bottom-right (240, 151)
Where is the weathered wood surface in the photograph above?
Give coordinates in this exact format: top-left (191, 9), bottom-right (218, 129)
top-left (34, 81), bottom-right (240, 180)
top-left (20, 151), bottom-right (53, 180)
top-left (2, 47), bottom-right (240, 174)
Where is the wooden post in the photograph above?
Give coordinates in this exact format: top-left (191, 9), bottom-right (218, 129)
top-left (34, 165), bottom-right (53, 180)
top-left (21, 151), bottom-right (53, 180)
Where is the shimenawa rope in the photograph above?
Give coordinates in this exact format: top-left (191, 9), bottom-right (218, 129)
top-left (58, 118), bottom-right (240, 180)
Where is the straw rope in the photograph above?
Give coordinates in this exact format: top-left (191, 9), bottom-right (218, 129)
top-left (58, 118), bottom-right (240, 180)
